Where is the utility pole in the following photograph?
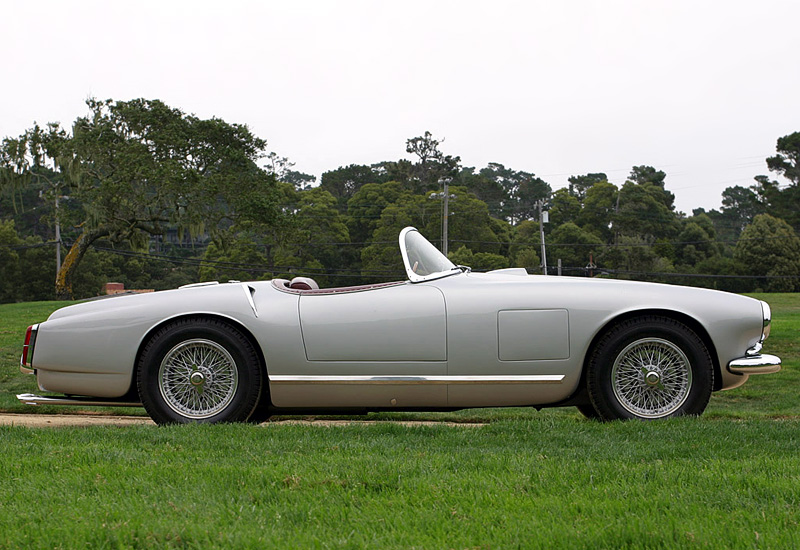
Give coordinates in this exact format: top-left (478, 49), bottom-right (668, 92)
top-left (441, 177), bottom-right (450, 256)
top-left (538, 200), bottom-right (548, 275)
top-left (54, 192), bottom-right (61, 272)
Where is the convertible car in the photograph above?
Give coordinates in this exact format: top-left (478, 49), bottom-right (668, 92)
top-left (19, 227), bottom-right (780, 424)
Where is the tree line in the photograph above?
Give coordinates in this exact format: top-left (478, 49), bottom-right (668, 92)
top-left (1, 98), bottom-right (799, 303)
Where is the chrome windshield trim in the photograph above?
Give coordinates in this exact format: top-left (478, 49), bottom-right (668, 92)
top-left (399, 227), bottom-right (460, 283)
top-left (270, 375), bottom-right (565, 385)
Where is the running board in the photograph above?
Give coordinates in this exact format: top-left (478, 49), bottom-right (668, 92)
top-left (17, 393), bottom-right (142, 407)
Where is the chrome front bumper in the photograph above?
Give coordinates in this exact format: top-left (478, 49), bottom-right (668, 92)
top-left (728, 346), bottom-right (782, 375)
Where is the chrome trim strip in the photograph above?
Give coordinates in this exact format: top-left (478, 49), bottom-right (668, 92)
top-left (746, 342), bottom-right (763, 356)
top-left (243, 284), bottom-right (258, 318)
top-left (728, 353), bottom-right (782, 375)
top-left (16, 393), bottom-right (142, 407)
top-left (270, 375), bottom-right (565, 385)
top-left (760, 300), bottom-right (772, 340)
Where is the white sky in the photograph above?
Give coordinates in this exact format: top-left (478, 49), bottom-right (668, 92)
top-left (2, 0), bottom-right (799, 214)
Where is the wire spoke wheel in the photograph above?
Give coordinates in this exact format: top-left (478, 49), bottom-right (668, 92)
top-left (611, 337), bottom-right (692, 418)
top-left (158, 338), bottom-right (239, 419)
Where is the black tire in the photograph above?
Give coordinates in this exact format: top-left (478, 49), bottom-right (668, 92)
top-left (137, 318), bottom-right (262, 425)
top-left (576, 403), bottom-right (602, 420)
top-left (587, 316), bottom-right (713, 421)
top-left (247, 392), bottom-right (273, 424)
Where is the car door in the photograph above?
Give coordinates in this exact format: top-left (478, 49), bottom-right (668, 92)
top-left (269, 282), bottom-right (449, 408)
top-left (430, 273), bottom-right (575, 408)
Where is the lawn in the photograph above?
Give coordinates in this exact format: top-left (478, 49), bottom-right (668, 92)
top-left (0, 295), bottom-right (798, 548)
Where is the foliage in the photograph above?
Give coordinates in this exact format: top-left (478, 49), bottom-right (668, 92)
top-left (320, 164), bottom-right (388, 205)
top-left (3, 104), bottom-right (800, 298)
top-left (547, 222), bottom-right (604, 271)
top-left (404, 131), bottom-right (461, 194)
top-left (1, 98), bottom-right (283, 299)
top-left (735, 214), bottom-right (800, 292)
top-left (567, 172), bottom-right (607, 201)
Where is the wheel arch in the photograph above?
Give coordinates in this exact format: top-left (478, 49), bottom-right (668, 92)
top-left (582, 308), bottom-right (722, 392)
top-left (128, 313), bottom-right (269, 400)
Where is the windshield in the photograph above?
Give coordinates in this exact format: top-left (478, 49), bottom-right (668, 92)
top-left (399, 227), bottom-right (459, 282)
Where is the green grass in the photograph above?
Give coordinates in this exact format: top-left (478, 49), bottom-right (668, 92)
top-left (1, 418), bottom-right (799, 549)
top-left (0, 296), bottom-right (799, 548)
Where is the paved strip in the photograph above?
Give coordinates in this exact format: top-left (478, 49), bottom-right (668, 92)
top-left (0, 413), bottom-right (485, 428)
top-left (0, 413), bottom-right (154, 427)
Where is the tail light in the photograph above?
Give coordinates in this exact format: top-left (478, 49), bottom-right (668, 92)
top-left (21, 324), bottom-right (38, 367)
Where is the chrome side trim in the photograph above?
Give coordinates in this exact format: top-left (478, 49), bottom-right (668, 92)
top-left (179, 281), bottom-right (220, 289)
top-left (243, 284), bottom-right (258, 318)
top-left (270, 375), bottom-right (565, 385)
top-left (728, 354), bottom-right (782, 375)
top-left (16, 393), bottom-right (142, 407)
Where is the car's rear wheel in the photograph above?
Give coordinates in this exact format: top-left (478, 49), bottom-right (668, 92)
top-left (587, 316), bottom-right (713, 421)
top-left (138, 318), bottom-right (262, 425)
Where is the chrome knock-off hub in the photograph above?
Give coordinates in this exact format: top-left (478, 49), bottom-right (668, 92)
top-left (190, 371), bottom-right (205, 387)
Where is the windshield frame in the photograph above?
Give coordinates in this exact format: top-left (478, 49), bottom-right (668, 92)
top-left (399, 227), bottom-right (462, 283)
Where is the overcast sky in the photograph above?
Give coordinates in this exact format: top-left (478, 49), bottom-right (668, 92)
top-left (2, 0), bottom-right (799, 214)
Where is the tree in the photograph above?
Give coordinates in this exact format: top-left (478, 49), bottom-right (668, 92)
top-left (628, 165), bottom-right (667, 188)
top-left (734, 214), bottom-right (800, 292)
top-left (675, 214), bottom-right (719, 267)
top-left (568, 172), bottom-right (607, 202)
top-left (199, 238), bottom-right (271, 283)
top-left (478, 163), bottom-right (551, 224)
top-left (603, 235), bottom-right (675, 279)
top-left (273, 187), bottom-right (351, 287)
top-left (719, 185), bottom-right (763, 237)
top-left (360, 186), bottom-right (502, 281)
top-left (404, 131), bottom-right (461, 194)
top-left (613, 171), bottom-right (680, 242)
top-left (347, 181), bottom-right (409, 245)
top-left (766, 131), bottom-right (800, 185)
top-left (1, 98), bottom-right (283, 299)
top-left (0, 220), bottom-right (22, 302)
top-left (753, 132), bottom-right (800, 232)
top-left (547, 188), bottom-right (580, 228)
top-left (320, 164), bottom-right (387, 205)
top-left (448, 245), bottom-right (508, 271)
top-left (547, 222), bottom-right (604, 273)
top-left (577, 180), bottom-right (617, 242)
top-left (459, 167), bottom-right (508, 220)
top-left (282, 170), bottom-right (316, 191)
top-left (509, 220), bottom-right (542, 271)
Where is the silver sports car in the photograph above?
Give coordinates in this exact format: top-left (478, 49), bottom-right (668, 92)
top-left (19, 227), bottom-right (781, 424)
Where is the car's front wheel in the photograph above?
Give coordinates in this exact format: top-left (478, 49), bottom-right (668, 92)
top-left (587, 316), bottom-right (713, 421)
top-left (137, 318), bottom-right (262, 425)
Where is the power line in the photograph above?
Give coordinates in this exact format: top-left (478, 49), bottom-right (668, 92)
top-left (90, 245), bottom-right (404, 278)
